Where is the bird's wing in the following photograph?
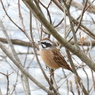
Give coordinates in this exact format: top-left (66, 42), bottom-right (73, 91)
top-left (51, 48), bottom-right (73, 71)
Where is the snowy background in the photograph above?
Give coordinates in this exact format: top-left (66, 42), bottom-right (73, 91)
top-left (0, 0), bottom-right (95, 95)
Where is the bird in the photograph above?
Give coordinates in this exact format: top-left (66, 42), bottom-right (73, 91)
top-left (39, 38), bottom-right (73, 72)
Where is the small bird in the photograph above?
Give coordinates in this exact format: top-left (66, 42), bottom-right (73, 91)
top-left (39, 38), bottom-right (73, 72)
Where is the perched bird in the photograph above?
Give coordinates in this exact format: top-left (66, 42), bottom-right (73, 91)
top-left (39, 38), bottom-right (73, 72)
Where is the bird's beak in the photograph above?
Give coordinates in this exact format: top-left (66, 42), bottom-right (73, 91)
top-left (37, 41), bottom-right (41, 45)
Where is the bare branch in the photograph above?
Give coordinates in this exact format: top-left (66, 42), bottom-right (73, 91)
top-left (22, 0), bottom-right (95, 72)
top-left (0, 41), bottom-right (54, 95)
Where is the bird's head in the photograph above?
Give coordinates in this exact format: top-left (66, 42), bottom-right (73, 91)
top-left (39, 38), bottom-right (55, 50)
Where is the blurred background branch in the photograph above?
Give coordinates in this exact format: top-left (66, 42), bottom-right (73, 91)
top-left (0, 0), bottom-right (95, 95)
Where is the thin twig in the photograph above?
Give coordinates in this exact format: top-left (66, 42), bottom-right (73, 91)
top-left (29, 12), bottom-right (58, 94)
top-left (0, 41), bottom-right (54, 95)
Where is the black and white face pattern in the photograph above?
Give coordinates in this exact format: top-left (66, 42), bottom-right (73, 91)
top-left (40, 40), bottom-right (53, 49)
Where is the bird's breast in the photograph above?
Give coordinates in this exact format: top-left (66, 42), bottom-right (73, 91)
top-left (40, 49), bottom-right (60, 69)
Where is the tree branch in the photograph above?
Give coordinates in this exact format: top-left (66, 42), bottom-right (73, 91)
top-left (22, 0), bottom-right (95, 72)
top-left (0, 41), bottom-right (54, 95)
top-left (0, 37), bottom-right (95, 47)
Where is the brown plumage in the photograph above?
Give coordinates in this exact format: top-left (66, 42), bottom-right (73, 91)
top-left (39, 38), bottom-right (73, 72)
